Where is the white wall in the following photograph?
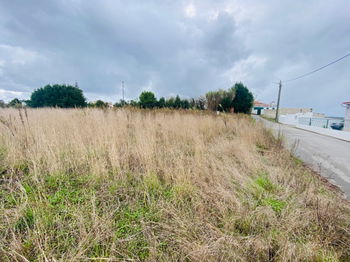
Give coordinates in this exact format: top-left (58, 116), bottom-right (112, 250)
top-left (345, 105), bottom-right (350, 131)
top-left (278, 112), bottom-right (313, 125)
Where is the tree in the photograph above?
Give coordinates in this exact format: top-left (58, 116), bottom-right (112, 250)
top-left (195, 96), bottom-right (206, 110)
top-left (231, 83), bottom-right (253, 113)
top-left (8, 98), bottom-right (22, 108)
top-left (219, 96), bottom-right (233, 112)
top-left (114, 99), bottom-right (129, 108)
top-left (158, 97), bottom-right (166, 108)
top-left (28, 84), bottom-right (87, 108)
top-left (174, 95), bottom-right (181, 108)
top-left (139, 91), bottom-right (157, 108)
top-left (205, 83), bottom-right (253, 113)
top-left (180, 99), bottom-right (190, 109)
top-left (94, 100), bottom-right (109, 108)
top-left (129, 100), bottom-right (139, 107)
top-left (206, 90), bottom-right (226, 111)
top-left (206, 88), bottom-right (235, 112)
top-left (189, 98), bottom-right (196, 109)
top-left (219, 87), bottom-right (235, 112)
top-left (165, 97), bottom-right (175, 108)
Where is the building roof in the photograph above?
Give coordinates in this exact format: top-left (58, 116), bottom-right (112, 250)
top-left (254, 101), bottom-right (271, 108)
top-left (343, 101), bottom-right (350, 105)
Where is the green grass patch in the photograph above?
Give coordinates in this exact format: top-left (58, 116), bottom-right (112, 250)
top-left (15, 207), bottom-right (35, 233)
top-left (260, 197), bottom-right (286, 213)
top-left (22, 238), bottom-right (38, 261)
top-left (315, 249), bottom-right (339, 262)
top-left (254, 175), bottom-right (276, 192)
top-left (142, 172), bottom-right (173, 200)
top-left (43, 173), bottom-right (93, 207)
top-left (248, 172), bottom-right (277, 200)
top-left (13, 162), bottom-right (30, 175)
top-left (88, 241), bottom-right (111, 258)
top-left (0, 189), bottom-right (23, 208)
top-left (114, 203), bottom-right (159, 260)
top-left (248, 173), bottom-right (287, 214)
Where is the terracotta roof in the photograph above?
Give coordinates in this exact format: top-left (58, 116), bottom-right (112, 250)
top-left (254, 101), bottom-right (271, 108)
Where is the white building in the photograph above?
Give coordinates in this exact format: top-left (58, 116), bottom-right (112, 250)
top-left (343, 101), bottom-right (350, 131)
top-left (252, 101), bottom-right (274, 115)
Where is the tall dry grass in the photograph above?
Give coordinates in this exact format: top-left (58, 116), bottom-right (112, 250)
top-left (0, 108), bottom-right (349, 261)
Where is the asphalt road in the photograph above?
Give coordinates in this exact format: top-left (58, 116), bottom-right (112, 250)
top-left (254, 116), bottom-right (350, 199)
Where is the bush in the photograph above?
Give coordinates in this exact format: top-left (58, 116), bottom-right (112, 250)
top-left (93, 100), bottom-right (109, 108)
top-left (8, 98), bottom-right (23, 108)
top-left (206, 83), bottom-right (253, 113)
top-left (0, 100), bottom-right (6, 108)
top-left (206, 88), bottom-right (235, 112)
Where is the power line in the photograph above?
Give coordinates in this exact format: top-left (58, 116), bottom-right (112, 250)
top-left (283, 52), bottom-right (350, 83)
top-left (272, 51), bottom-right (350, 122)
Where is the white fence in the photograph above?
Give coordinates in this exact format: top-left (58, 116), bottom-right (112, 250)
top-left (277, 113), bottom-right (350, 140)
top-left (298, 117), bottom-right (343, 129)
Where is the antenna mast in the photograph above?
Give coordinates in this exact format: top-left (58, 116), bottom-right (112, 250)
top-left (122, 81), bottom-right (125, 101)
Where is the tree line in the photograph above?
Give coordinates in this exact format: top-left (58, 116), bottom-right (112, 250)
top-left (1, 83), bottom-right (253, 113)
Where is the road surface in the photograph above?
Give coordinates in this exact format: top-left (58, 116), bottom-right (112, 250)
top-left (254, 116), bottom-right (350, 199)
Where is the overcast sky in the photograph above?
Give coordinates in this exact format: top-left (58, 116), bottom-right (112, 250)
top-left (0, 0), bottom-right (349, 115)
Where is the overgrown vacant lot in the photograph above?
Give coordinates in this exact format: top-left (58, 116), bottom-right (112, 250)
top-left (0, 108), bottom-right (350, 261)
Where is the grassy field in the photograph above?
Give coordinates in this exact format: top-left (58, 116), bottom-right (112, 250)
top-left (0, 108), bottom-right (350, 261)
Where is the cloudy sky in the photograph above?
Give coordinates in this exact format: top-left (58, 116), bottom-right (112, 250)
top-left (0, 0), bottom-right (349, 115)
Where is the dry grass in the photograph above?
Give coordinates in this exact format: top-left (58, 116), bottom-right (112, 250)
top-left (0, 108), bottom-right (349, 261)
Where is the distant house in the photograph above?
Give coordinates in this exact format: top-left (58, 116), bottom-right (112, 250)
top-left (343, 101), bottom-right (350, 131)
top-left (252, 101), bottom-right (273, 115)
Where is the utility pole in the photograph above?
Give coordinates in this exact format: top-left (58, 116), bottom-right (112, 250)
top-left (122, 81), bottom-right (125, 101)
top-left (275, 80), bottom-right (282, 122)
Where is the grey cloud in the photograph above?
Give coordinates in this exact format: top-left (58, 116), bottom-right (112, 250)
top-left (0, 0), bottom-right (349, 115)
